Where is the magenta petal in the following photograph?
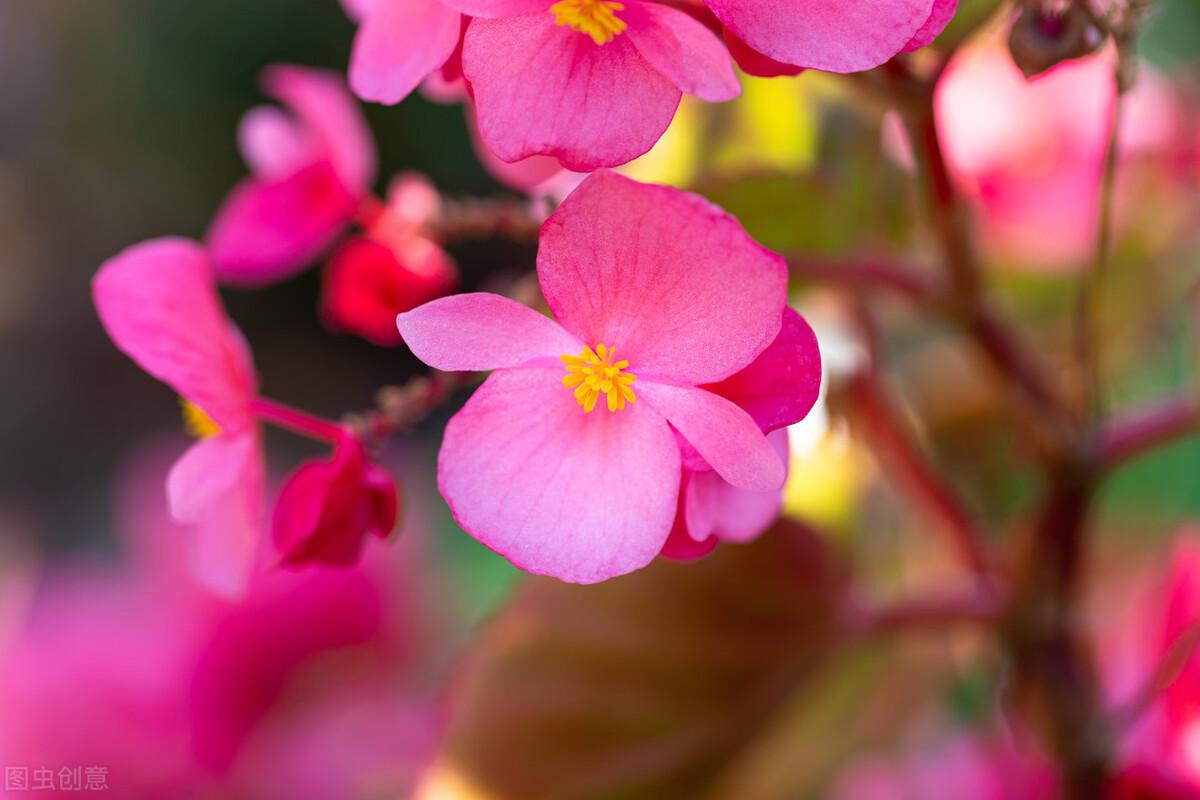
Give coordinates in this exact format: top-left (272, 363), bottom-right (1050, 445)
top-left (463, 14), bottom-right (680, 170)
top-left (350, 0), bottom-right (462, 106)
top-left (262, 65), bottom-right (376, 191)
top-left (706, 0), bottom-right (933, 73)
top-left (638, 381), bottom-right (785, 493)
top-left (660, 481), bottom-right (718, 561)
top-left (902, 0), bottom-right (957, 52)
top-left (167, 432), bottom-right (263, 597)
top-left (724, 27), bottom-right (804, 77)
top-left (685, 428), bottom-right (788, 543)
top-left (438, 368), bottom-right (681, 583)
top-left (703, 308), bottom-right (822, 433)
top-left (438, 0), bottom-right (546, 17)
top-left (624, 3), bottom-right (741, 102)
top-left (538, 172), bottom-right (787, 385)
top-left (93, 238), bottom-right (256, 431)
top-left (207, 162), bottom-right (360, 287)
top-left (238, 106), bottom-right (316, 180)
top-left (397, 292), bottom-right (581, 371)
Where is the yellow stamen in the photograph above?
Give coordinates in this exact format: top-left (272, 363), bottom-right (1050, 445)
top-left (549, 0), bottom-right (627, 46)
top-left (181, 398), bottom-right (221, 438)
top-left (560, 343), bottom-right (637, 413)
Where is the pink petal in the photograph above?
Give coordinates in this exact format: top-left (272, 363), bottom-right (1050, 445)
top-left (706, 0), bottom-right (933, 73)
top-left (397, 293), bottom-right (581, 371)
top-left (262, 65), bottom-right (376, 191)
top-left (702, 308), bottom-right (822, 433)
top-left (638, 381), bottom-right (785, 493)
top-left (659, 488), bottom-right (719, 561)
top-left (902, 0), bottom-right (957, 52)
top-left (624, 2), bottom-right (741, 102)
top-left (465, 105), bottom-right (565, 193)
top-left (207, 161), bottom-right (361, 287)
top-left (685, 428), bottom-right (788, 543)
top-left (340, 0), bottom-right (377, 23)
top-left (438, 0), bottom-right (546, 15)
top-left (463, 14), bottom-right (681, 170)
top-left (166, 432), bottom-right (264, 598)
top-left (349, 0), bottom-right (463, 106)
top-left (438, 368), bottom-right (681, 583)
top-left (238, 106), bottom-right (318, 180)
top-left (538, 171), bottom-right (786, 384)
top-left (723, 27), bottom-right (804, 77)
top-left (92, 238), bottom-right (256, 431)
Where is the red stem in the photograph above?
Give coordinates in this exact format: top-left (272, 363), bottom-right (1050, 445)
top-left (1096, 396), bottom-right (1200, 472)
top-left (251, 397), bottom-right (345, 443)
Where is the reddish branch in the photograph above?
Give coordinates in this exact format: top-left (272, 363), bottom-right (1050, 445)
top-left (845, 584), bottom-right (1005, 636)
top-left (1096, 396), bottom-right (1200, 472)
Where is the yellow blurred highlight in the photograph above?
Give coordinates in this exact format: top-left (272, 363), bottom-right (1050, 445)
top-left (413, 760), bottom-right (496, 800)
top-left (782, 426), bottom-right (867, 533)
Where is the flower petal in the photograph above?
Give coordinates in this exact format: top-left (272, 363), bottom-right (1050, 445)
top-left (93, 238), bottom-right (256, 430)
top-left (166, 432), bottom-right (263, 598)
top-left (262, 65), bottom-right (376, 190)
top-left (349, 0), bottom-right (463, 106)
top-left (238, 106), bottom-right (317, 180)
top-left (702, 308), bottom-right (822, 433)
top-left (207, 162), bottom-right (360, 287)
top-left (705, 0), bottom-right (933, 73)
top-left (902, 0), bottom-right (957, 53)
top-left (624, 3), bottom-right (741, 102)
top-left (397, 293), bottom-right (581, 371)
top-left (439, 0), bottom-right (546, 16)
top-left (638, 381), bottom-right (785, 492)
top-left (438, 368), bottom-right (681, 583)
top-left (538, 171), bottom-right (786, 385)
top-left (685, 428), bottom-right (788, 543)
top-left (723, 27), bottom-right (804, 77)
top-left (659, 485), bottom-right (719, 561)
top-left (463, 14), bottom-right (680, 170)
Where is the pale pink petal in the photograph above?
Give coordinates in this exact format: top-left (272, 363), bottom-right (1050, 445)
top-left (706, 0), bottom-right (933, 73)
top-left (263, 65), bottom-right (376, 190)
top-left (638, 381), bottom-right (785, 492)
top-left (340, 0), bottom-right (377, 23)
top-left (207, 162), bottom-right (361, 286)
top-left (724, 27), bottom-right (804, 77)
top-left (463, 14), bottom-right (681, 170)
top-left (538, 171), bottom-right (786, 384)
top-left (902, 0), bottom-right (957, 52)
top-left (659, 486), bottom-right (718, 561)
top-left (438, 0), bottom-right (545, 15)
top-left (438, 368), bottom-right (681, 583)
top-left (238, 106), bottom-right (317, 180)
top-left (93, 238), bottom-right (256, 431)
top-left (349, 0), bottom-right (463, 106)
top-left (703, 308), bottom-right (822, 432)
top-left (624, 3), bottom-right (741, 102)
top-left (685, 428), bottom-right (788, 543)
top-left (167, 432), bottom-right (263, 598)
top-left (397, 293), bottom-right (581, 371)
top-left (465, 105), bottom-right (565, 193)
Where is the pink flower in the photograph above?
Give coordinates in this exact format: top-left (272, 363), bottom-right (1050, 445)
top-left (93, 238), bottom-right (264, 597)
top-left (446, 0), bottom-right (741, 170)
top-left (273, 431), bottom-right (399, 568)
top-left (663, 308), bottom-right (822, 559)
top-left (207, 65), bottom-right (377, 286)
top-left (708, 0), bottom-right (957, 76)
top-left (343, 0), bottom-right (465, 105)
top-left (397, 171), bottom-right (799, 582)
top-left (321, 175), bottom-right (458, 346)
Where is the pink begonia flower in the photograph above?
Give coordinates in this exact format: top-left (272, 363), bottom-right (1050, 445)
top-left (93, 238), bottom-right (264, 597)
top-left (273, 430), bottom-right (399, 568)
top-left (397, 171), bottom-right (796, 582)
top-left (321, 174), bottom-right (458, 346)
top-left (924, 40), bottom-right (1181, 270)
top-left (706, 0), bottom-right (956, 76)
top-left (445, 0), bottom-right (742, 170)
top-left (663, 308), bottom-right (821, 559)
top-left (208, 65), bottom-right (377, 286)
top-left (342, 0), bottom-right (465, 105)
top-left (0, 444), bottom-right (439, 799)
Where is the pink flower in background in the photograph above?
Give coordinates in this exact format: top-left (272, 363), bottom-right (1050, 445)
top-left (930, 41), bottom-right (1181, 270)
top-left (94, 238), bottom-right (264, 597)
top-left (447, 0), bottom-right (741, 170)
top-left (709, 0), bottom-right (957, 76)
top-left (321, 174), bottom-right (458, 346)
top-left (398, 171), bottom-right (796, 582)
top-left (663, 308), bottom-right (821, 560)
top-left (342, 0), bottom-right (465, 105)
top-left (273, 431), bottom-right (399, 568)
top-left (208, 65), bottom-right (377, 286)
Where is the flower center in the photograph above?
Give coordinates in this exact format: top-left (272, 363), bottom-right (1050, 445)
top-left (561, 344), bottom-right (637, 413)
top-left (181, 398), bottom-right (221, 438)
top-left (549, 0), bottom-right (627, 46)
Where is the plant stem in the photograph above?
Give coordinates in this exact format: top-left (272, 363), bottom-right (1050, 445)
top-left (1096, 395), bottom-right (1200, 472)
top-left (251, 397), bottom-right (345, 443)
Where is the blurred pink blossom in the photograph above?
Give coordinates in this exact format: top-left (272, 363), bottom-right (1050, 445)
top-left (343, 0), bottom-right (465, 106)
